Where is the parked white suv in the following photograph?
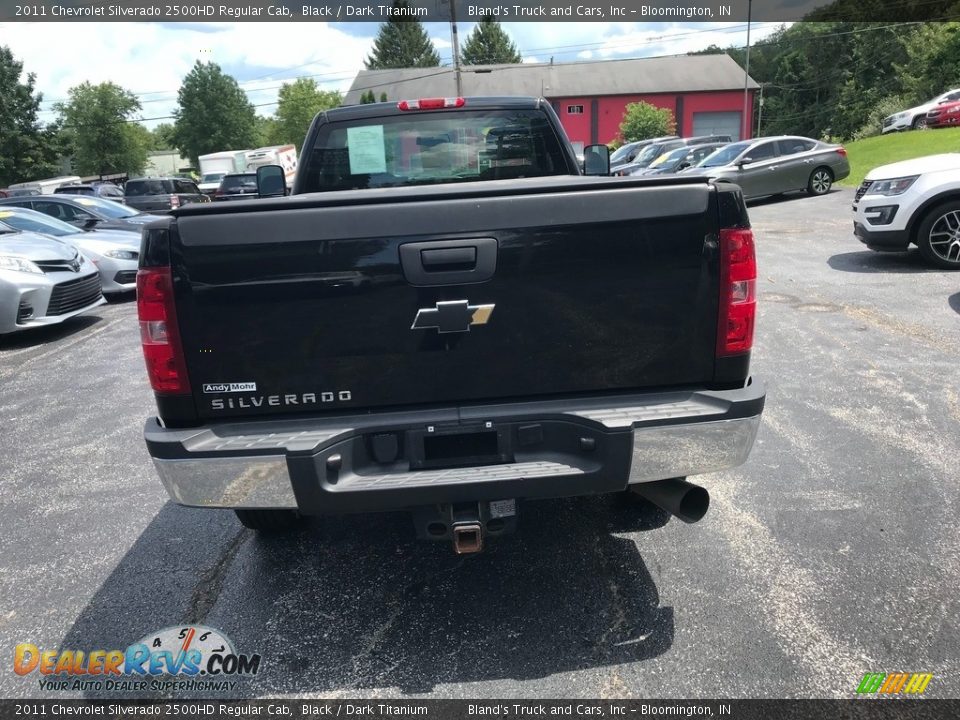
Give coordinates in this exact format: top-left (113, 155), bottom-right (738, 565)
top-left (852, 153), bottom-right (960, 268)
top-left (882, 89), bottom-right (960, 132)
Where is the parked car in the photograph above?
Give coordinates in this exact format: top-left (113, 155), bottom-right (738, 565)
top-left (0, 195), bottom-right (166, 232)
top-left (682, 136), bottom-right (850, 200)
top-left (609, 136), bottom-right (679, 171)
top-left (632, 142), bottom-right (729, 176)
top-left (883, 89), bottom-right (960, 132)
top-left (4, 188), bottom-right (41, 198)
top-left (198, 172), bottom-right (228, 197)
top-left (137, 96), bottom-right (765, 544)
top-left (925, 100), bottom-right (960, 129)
top-left (614, 135), bottom-right (732, 176)
top-left (213, 173), bottom-right (259, 202)
top-left (0, 207), bottom-right (139, 295)
top-left (123, 177), bottom-right (207, 214)
top-left (54, 183), bottom-right (126, 203)
top-left (853, 153), bottom-right (960, 269)
top-left (0, 226), bottom-right (104, 335)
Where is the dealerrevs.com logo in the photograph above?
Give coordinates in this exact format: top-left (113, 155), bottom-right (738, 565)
top-left (14, 625), bottom-right (261, 693)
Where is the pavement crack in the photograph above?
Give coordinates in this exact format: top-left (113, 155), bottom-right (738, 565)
top-left (186, 529), bottom-right (249, 624)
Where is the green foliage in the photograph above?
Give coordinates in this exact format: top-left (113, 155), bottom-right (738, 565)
top-left (360, 90), bottom-right (377, 103)
top-left (172, 62), bottom-right (258, 166)
top-left (365, 2), bottom-right (440, 69)
top-left (895, 22), bottom-right (960, 104)
top-left (253, 116), bottom-right (277, 148)
top-left (618, 102), bottom-right (675, 142)
top-left (270, 78), bottom-right (341, 150)
top-left (840, 126), bottom-right (960, 187)
top-left (461, 15), bottom-right (522, 65)
top-left (380, 92), bottom-right (388, 102)
top-left (0, 46), bottom-right (64, 186)
top-left (150, 122), bottom-right (177, 150)
top-left (54, 81), bottom-right (148, 176)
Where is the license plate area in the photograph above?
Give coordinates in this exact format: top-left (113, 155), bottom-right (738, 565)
top-left (409, 424), bottom-right (513, 470)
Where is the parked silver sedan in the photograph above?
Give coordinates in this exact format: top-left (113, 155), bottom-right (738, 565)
top-left (0, 226), bottom-right (104, 335)
top-left (682, 136), bottom-right (850, 200)
top-left (0, 208), bottom-right (139, 296)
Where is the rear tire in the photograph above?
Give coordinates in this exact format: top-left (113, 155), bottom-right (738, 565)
top-left (234, 508), bottom-right (303, 532)
top-left (807, 167), bottom-right (833, 196)
top-left (915, 201), bottom-right (960, 269)
top-left (912, 115), bottom-right (928, 130)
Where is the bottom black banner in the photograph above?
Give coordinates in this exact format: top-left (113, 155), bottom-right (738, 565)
top-left (1, 700), bottom-right (958, 720)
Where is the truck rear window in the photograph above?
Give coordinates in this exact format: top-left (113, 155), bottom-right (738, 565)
top-left (299, 109), bottom-right (570, 193)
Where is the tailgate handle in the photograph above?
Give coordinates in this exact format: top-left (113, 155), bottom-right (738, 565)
top-left (400, 238), bottom-right (497, 286)
top-left (421, 247), bottom-right (477, 270)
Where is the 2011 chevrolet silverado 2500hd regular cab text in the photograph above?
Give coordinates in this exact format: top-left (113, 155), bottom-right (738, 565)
top-left (137, 97), bottom-right (765, 552)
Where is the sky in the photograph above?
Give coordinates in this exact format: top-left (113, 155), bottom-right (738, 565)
top-left (3, 21), bottom-right (786, 131)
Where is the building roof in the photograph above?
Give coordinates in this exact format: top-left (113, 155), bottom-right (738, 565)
top-left (344, 54), bottom-right (758, 105)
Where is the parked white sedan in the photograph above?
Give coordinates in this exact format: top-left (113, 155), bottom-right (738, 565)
top-left (0, 226), bottom-right (104, 335)
top-left (0, 207), bottom-right (140, 296)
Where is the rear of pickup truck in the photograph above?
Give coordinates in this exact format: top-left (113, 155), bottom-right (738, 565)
top-left (138, 99), bottom-right (764, 548)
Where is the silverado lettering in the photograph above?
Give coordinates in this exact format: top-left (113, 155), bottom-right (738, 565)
top-left (138, 96), bottom-right (765, 551)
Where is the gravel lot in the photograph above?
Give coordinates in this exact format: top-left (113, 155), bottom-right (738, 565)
top-left (1, 187), bottom-right (958, 699)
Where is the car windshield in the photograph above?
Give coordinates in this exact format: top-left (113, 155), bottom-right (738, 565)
top-left (125, 180), bottom-right (174, 197)
top-left (0, 209), bottom-right (78, 236)
top-left (202, 173), bottom-right (226, 183)
top-left (66, 196), bottom-right (140, 218)
top-left (609, 143), bottom-right (638, 164)
top-left (221, 175), bottom-right (258, 192)
top-left (656, 147), bottom-right (690, 167)
top-left (55, 186), bottom-right (93, 195)
top-left (698, 141), bottom-right (751, 168)
top-left (633, 144), bottom-right (670, 167)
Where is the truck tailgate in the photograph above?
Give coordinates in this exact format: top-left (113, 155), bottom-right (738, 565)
top-left (169, 177), bottom-right (721, 420)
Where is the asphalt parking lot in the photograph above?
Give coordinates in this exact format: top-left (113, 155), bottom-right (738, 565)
top-left (1, 187), bottom-right (958, 700)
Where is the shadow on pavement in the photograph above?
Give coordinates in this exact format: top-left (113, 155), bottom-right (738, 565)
top-left (59, 495), bottom-right (674, 697)
top-left (104, 290), bottom-right (137, 304)
top-left (0, 314), bottom-right (103, 350)
top-left (827, 250), bottom-right (943, 274)
top-left (949, 292), bottom-right (960, 316)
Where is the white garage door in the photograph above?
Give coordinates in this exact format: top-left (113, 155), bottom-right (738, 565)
top-left (692, 111), bottom-right (743, 141)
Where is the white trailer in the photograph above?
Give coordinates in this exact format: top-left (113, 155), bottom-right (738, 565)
top-left (8, 176), bottom-right (82, 195)
top-left (244, 145), bottom-right (298, 186)
top-left (197, 151), bottom-right (250, 195)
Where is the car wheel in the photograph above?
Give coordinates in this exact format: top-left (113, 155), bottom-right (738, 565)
top-left (912, 115), bottom-right (928, 130)
top-left (916, 201), bottom-right (960, 269)
top-left (807, 167), bottom-right (833, 196)
top-left (234, 508), bottom-right (304, 532)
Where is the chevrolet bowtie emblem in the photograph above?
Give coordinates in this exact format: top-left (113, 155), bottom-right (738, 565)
top-left (411, 300), bottom-right (495, 334)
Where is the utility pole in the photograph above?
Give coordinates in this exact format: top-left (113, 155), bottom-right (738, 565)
top-left (742, 0), bottom-right (752, 140)
top-left (449, 0), bottom-right (462, 96)
top-left (757, 83), bottom-right (765, 135)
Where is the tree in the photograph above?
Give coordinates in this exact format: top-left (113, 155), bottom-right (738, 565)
top-left (270, 78), bottom-right (341, 150)
top-left (360, 90), bottom-right (377, 104)
top-left (460, 15), bottom-right (521, 65)
top-left (618, 102), bottom-right (675, 142)
top-left (54, 81), bottom-right (149, 176)
top-left (150, 122), bottom-right (177, 150)
top-left (0, 46), bottom-right (63, 186)
top-left (365, 2), bottom-right (440, 69)
top-left (172, 62), bottom-right (258, 165)
top-left (380, 92), bottom-right (388, 102)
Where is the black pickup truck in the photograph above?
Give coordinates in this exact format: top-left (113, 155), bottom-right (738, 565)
top-left (137, 97), bottom-right (765, 552)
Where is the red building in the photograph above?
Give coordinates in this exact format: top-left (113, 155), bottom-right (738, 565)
top-left (346, 54), bottom-right (758, 152)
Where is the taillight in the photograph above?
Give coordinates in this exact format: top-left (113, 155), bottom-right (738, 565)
top-left (836, 146), bottom-right (848, 157)
top-left (137, 267), bottom-right (191, 394)
top-left (397, 97), bottom-right (465, 111)
top-left (717, 228), bottom-right (756, 357)
top-left (170, 194), bottom-right (180, 209)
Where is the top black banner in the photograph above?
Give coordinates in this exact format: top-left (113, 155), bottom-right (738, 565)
top-left (2, 0), bottom-right (959, 22)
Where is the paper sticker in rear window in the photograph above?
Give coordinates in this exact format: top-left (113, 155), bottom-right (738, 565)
top-left (347, 125), bottom-right (387, 174)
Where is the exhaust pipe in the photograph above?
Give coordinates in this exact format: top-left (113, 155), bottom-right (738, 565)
top-left (452, 523), bottom-right (484, 554)
top-left (631, 478), bottom-right (710, 524)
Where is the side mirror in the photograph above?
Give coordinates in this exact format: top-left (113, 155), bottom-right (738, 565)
top-left (737, 157), bottom-right (753, 167)
top-left (82, 217), bottom-right (99, 229)
top-left (583, 144), bottom-right (611, 176)
top-left (678, 162), bottom-right (691, 170)
top-left (257, 165), bottom-right (287, 198)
